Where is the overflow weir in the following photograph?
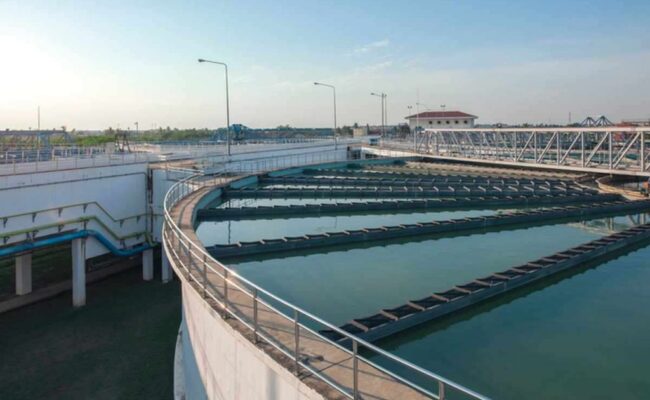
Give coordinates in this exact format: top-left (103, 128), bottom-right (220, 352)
top-left (206, 200), bottom-right (650, 258)
top-left (259, 175), bottom-right (572, 188)
top-left (199, 193), bottom-right (620, 220)
top-left (301, 167), bottom-right (579, 180)
top-left (320, 222), bottom-right (650, 343)
top-left (225, 181), bottom-right (589, 199)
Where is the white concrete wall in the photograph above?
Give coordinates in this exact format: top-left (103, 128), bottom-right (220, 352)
top-left (0, 141), bottom-right (352, 257)
top-left (152, 168), bottom-right (179, 243)
top-left (0, 163), bottom-right (148, 258)
top-left (179, 279), bottom-right (324, 400)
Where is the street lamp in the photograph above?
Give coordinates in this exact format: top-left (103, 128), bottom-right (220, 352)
top-left (198, 58), bottom-right (231, 156)
top-left (313, 82), bottom-right (337, 147)
top-left (371, 92), bottom-right (387, 137)
top-left (407, 105), bottom-right (413, 147)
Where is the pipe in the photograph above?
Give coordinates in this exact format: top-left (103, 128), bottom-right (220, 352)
top-left (0, 230), bottom-right (152, 258)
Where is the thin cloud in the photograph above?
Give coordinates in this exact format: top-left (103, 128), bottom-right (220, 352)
top-left (354, 39), bottom-right (390, 54)
top-left (362, 60), bottom-right (393, 72)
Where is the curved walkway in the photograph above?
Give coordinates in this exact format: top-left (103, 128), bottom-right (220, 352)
top-left (165, 180), bottom-right (434, 400)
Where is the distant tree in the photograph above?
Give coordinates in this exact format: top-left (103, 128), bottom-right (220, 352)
top-left (339, 126), bottom-right (353, 136)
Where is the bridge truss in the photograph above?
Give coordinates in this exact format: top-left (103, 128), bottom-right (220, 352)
top-left (410, 127), bottom-right (650, 176)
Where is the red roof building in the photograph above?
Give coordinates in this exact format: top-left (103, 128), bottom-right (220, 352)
top-left (405, 111), bottom-right (478, 130)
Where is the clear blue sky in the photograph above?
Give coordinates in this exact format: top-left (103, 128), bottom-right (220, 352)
top-left (1, 0), bottom-right (649, 129)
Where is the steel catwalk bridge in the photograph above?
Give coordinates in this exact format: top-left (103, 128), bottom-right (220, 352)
top-left (380, 127), bottom-right (650, 177)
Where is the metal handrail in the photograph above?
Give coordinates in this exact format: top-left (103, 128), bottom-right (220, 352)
top-left (162, 152), bottom-right (489, 400)
top-left (0, 201), bottom-right (147, 225)
top-left (0, 138), bottom-right (362, 177)
top-left (0, 201), bottom-right (149, 248)
top-left (1, 215), bottom-right (148, 245)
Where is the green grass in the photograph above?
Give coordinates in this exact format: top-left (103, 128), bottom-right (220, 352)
top-left (0, 246), bottom-right (72, 300)
top-left (0, 268), bottom-right (181, 400)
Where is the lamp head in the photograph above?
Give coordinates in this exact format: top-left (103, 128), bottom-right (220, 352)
top-left (198, 58), bottom-right (206, 63)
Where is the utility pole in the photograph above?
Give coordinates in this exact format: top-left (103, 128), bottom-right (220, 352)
top-left (313, 82), bottom-right (338, 149)
top-left (371, 92), bottom-right (387, 137)
top-left (384, 95), bottom-right (388, 137)
top-left (416, 89), bottom-right (421, 151)
top-left (198, 58), bottom-right (232, 156)
top-left (408, 105), bottom-right (415, 150)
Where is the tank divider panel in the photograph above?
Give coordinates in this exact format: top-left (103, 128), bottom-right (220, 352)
top-left (206, 200), bottom-right (650, 258)
top-left (260, 175), bottom-right (580, 188)
top-left (301, 168), bottom-right (575, 182)
top-left (225, 184), bottom-right (593, 199)
top-left (323, 223), bottom-right (650, 343)
top-left (198, 193), bottom-right (621, 220)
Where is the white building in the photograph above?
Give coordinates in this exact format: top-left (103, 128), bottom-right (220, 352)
top-left (406, 111), bottom-right (477, 131)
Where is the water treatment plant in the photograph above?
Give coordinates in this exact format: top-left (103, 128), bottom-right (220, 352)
top-left (2, 126), bottom-right (650, 399)
top-left (4, 3), bottom-right (650, 399)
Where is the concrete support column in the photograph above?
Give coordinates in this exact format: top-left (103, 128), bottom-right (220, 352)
top-left (142, 248), bottom-right (154, 281)
top-left (15, 253), bottom-right (32, 295)
top-left (162, 250), bottom-right (172, 283)
top-left (71, 238), bottom-right (86, 307)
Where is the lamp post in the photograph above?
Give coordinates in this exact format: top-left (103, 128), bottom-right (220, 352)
top-left (407, 105), bottom-right (414, 149)
top-left (198, 58), bottom-right (231, 156)
top-left (313, 82), bottom-right (337, 148)
top-left (371, 92), bottom-right (386, 137)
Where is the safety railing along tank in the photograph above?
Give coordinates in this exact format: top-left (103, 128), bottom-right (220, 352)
top-left (162, 165), bottom-right (489, 399)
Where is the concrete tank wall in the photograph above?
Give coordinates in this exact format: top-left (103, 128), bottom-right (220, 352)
top-left (0, 163), bottom-right (149, 258)
top-left (0, 141), bottom-right (349, 258)
top-left (179, 278), bottom-right (324, 400)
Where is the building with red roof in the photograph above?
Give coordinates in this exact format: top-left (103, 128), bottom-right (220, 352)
top-left (405, 111), bottom-right (478, 131)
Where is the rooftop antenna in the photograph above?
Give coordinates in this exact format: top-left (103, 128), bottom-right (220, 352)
top-left (37, 106), bottom-right (40, 131)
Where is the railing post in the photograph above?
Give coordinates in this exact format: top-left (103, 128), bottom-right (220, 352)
top-left (253, 288), bottom-right (259, 343)
top-left (223, 268), bottom-right (229, 318)
top-left (186, 242), bottom-right (193, 278)
top-left (294, 309), bottom-right (300, 375)
top-left (202, 254), bottom-right (207, 298)
top-left (353, 339), bottom-right (359, 399)
top-left (439, 381), bottom-right (446, 400)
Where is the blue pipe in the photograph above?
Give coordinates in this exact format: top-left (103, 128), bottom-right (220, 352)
top-left (0, 230), bottom-right (152, 258)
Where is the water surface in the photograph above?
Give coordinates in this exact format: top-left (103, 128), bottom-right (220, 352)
top-left (374, 244), bottom-right (650, 400)
top-left (197, 209), bottom-right (502, 245)
top-left (228, 223), bottom-right (604, 325)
